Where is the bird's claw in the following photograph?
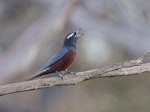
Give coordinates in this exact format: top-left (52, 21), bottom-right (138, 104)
top-left (56, 71), bottom-right (64, 79)
top-left (69, 71), bottom-right (76, 76)
top-left (65, 70), bottom-right (76, 76)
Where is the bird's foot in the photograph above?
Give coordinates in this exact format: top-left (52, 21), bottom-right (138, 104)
top-left (56, 71), bottom-right (64, 79)
top-left (65, 69), bottom-right (76, 76)
top-left (68, 71), bottom-right (76, 76)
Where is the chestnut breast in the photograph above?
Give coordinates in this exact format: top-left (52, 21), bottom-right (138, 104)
top-left (50, 50), bottom-right (76, 72)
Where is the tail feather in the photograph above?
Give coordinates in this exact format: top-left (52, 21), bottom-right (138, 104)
top-left (26, 68), bottom-right (49, 81)
top-left (26, 75), bottom-right (38, 81)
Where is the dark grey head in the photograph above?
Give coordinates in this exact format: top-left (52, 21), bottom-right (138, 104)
top-left (63, 29), bottom-right (83, 50)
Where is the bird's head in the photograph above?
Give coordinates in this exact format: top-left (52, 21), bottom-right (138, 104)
top-left (63, 29), bottom-right (83, 49)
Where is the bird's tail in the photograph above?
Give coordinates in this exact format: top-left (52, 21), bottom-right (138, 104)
top-left (26, 72), bottom-right (42, 81)
top-left (26, 69), bottom-right (48, 81)
top-left (26, 74), bottom-right (38, 81)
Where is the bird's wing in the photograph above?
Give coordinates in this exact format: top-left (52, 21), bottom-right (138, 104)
top-left (40, 47), bottom-right (68, 71)
top-left (27, 47), bottom-right (68, 80)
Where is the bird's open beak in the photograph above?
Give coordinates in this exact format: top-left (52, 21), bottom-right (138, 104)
top-left (75, 29), bottom-right (84, 38)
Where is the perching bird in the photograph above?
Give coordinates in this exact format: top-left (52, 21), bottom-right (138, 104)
top-left (27, 29), bottom-right (83, 80)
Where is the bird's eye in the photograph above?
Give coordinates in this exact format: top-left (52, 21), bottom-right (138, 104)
top-left (66, 32), bottom-right (76, 39)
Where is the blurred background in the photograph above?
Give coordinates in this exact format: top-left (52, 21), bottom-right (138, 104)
top-left (0, 0), bottom-right (150, 112)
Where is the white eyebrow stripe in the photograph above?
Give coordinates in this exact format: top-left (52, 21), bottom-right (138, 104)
top-left (67, 33), bottom-right (74, 39)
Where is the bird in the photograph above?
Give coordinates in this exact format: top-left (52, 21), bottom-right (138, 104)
top-left (27, 29), bottom-right (83, 80)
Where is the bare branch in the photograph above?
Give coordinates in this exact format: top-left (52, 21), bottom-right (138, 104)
top-left (0, 53), bottom-right (150, 96)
